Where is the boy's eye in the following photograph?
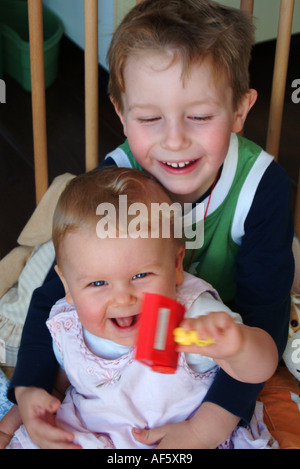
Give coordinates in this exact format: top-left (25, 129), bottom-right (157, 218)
top-left (189, 115), bottom-right (212, 122)
top-left (138, 117), bottom-right (161, 123)
top-left (132, 272), bottom-right (149, 280)
top-left (90, 280), bottom-right (107, 287)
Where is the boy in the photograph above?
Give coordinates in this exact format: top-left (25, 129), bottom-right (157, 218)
top-left (5, 0), bottom-right (294, 449)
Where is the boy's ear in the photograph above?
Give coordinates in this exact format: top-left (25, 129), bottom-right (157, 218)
top-left (54, 265), bottom-right (74, 305)
top-left (111, 98), bottom-right (127, 137)
top-left (232, 89), bottom-right (258, 133)
top-left (175, 244), bottom-right (186, 286)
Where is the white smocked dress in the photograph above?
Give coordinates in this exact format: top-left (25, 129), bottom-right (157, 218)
top-left (10, 273), bottom-right (278, 449)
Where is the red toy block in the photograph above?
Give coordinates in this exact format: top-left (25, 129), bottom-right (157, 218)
top-left (135, 292), bottom-right (185, 373)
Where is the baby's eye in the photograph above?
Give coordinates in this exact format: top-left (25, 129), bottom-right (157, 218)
top-left (90, 280), bottom-right (107, 287)
top-left (132, 272), bottom-right (149, 280)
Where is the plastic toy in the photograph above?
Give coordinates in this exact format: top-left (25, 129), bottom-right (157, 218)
top-left (283, 292), bottom-right (300, 381)
top-left (173, 328), bottom-right (215, 347)
top-left (135, 292), bottom-right (185, 373)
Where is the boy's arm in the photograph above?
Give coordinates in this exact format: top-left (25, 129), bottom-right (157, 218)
top-left (235, 161), bottom-right (294, 357)
top-left (133, 401), bottom-right (239, 449)
top-left (7, 266), bottom-right (65, 404)
top-left (8, 156), bottom-right (118, 405)
top-left (204, 161), bottom-right (294, 425)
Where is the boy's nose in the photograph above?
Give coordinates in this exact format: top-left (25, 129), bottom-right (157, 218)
top-left (161, 120), bottom-right (190, 151)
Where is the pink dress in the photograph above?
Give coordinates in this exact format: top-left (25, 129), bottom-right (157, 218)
top-left (9, 273), bottom-right (278, 449)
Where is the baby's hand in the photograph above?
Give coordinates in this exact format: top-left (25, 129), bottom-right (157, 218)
top-left (176, 312), bottom-right (243, 359)
top-left (15, 386), bottom-right (81, 449)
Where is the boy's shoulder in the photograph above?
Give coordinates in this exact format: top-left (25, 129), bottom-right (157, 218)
top-left (236, 133), bottom-right (290, 188)
top-left (105, 140), bottom-right (144, 171)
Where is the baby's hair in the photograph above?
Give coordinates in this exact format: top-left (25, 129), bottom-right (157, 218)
top-left (107, 0), bottom-right (255, 111)
top-left (53, 167), bottom-right (183, 266)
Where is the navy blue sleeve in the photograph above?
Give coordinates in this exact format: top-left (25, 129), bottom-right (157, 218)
top-left (8, 157), bottom-right (118, 404)
top-left (7, 268), bottom-right (65, 403)
top-left (235, 161), bottom-right (294, 357)
top-left (203, 161), bottom-right (294, 424)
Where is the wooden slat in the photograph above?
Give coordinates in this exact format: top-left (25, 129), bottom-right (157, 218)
top-left (266, 0), bottom-right (295, 160)
top-left (28, 0), bottom-right (48, 204)
top-left (84, 0), bottom-right (99, 171)
top-left (240, 0), bottom-right (254, 14)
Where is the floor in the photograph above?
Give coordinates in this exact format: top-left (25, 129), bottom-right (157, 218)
top-left (0, 34), bottom-right (299, 259)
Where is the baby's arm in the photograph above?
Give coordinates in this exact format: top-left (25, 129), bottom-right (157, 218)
top-left (133, 311), bottom-right (275, 449)
top-left (179, 311), bottom-right (278, 383)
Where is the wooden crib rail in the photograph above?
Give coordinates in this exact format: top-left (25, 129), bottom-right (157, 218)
top-left (265, 0), bottom-right (295, 160)
top-left (28, 0), bottom-right (48, 205)
top-left (84, 0), bottom-right (99, 172)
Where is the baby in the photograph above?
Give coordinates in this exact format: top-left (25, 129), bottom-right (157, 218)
top-left (7, 167), bottom-right (277, 449)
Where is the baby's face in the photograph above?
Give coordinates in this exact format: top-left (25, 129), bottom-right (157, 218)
top-left (115, 51), bottom-right (244, 204)
top-left (57, 227), bottom-right (184, 346)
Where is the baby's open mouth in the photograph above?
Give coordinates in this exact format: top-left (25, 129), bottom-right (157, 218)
top-left (162, 160), bottom-right (197, 169)
top-left (111, 315), bottom-right (138, 329)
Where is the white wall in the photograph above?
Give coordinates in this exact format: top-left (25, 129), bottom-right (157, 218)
top-left (220, 0), bottom-right (300, 43)
top-left (43, 0), bottom-right (300, 70)
top-left (43, 0), bottom-right (114, 69)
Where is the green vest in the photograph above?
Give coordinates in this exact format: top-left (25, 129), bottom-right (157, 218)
top-left (183, 136), bottom-right (263, 305)
top-left (118, 135), bottom-right (264, 305)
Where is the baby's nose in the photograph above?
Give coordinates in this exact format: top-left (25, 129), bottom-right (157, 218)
top-left (111, 285), bottom-right (137, 308)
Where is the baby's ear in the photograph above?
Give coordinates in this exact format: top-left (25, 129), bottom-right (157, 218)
top-left (232, 89), bottom-right (258, 133)
top-left (54, 265), bottom-right (74, 305)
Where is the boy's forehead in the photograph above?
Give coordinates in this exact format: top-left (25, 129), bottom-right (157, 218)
top-left (122, 51), bottom-right (232, 104)
top-left (124, 50), bottom-right (228, 84)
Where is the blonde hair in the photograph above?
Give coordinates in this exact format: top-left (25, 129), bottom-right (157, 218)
top-left (107, 0), bottom-right (255, 111)
top-left (53, 167), bottom-right (182, 266)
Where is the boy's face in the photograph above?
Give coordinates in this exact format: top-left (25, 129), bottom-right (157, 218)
top-left (56, 228), bottom-right (185, 347)
top-left (115, 52), bottom-right (255, 203)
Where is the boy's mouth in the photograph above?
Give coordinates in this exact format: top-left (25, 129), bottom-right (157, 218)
top-left (162, 160), bottom-right (197, 169)
top-left (111, 315), bottom-right (138, 329)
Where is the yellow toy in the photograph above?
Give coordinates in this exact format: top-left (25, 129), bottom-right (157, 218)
top-left (173, 328), bottom-right (215, 347)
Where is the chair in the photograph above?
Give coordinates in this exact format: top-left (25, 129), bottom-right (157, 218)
top-left (27, 0), bottom-right (299, 237)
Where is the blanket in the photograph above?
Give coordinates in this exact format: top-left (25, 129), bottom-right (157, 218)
top-left (0, 173), bottom-right (74, 366)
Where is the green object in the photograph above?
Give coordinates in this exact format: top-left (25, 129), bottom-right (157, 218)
top-left (0, 0), bottom-right (64, 91)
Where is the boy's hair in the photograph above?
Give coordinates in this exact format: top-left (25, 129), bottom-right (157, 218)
top-left (107, 0), bottom-right (255, 111)
top-left (53, 167), bottom-right (183, 266)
